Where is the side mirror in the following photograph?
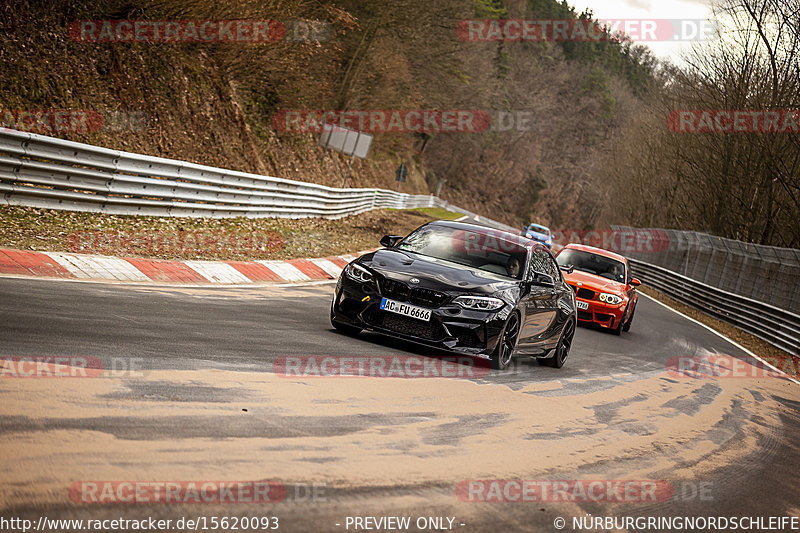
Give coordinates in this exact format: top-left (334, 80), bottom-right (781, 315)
top-left (559, 264), bottom-right (574, 275)
top-left (630, 277), bottom-right (641, 287)
top-left (380, 235), bottom-right (403, 248)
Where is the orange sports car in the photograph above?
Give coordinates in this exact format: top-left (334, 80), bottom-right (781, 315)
top-left (555, 243), bottom-right (641, 335)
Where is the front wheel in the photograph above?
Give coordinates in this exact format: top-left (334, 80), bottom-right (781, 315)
top-left (330, 304), bottom-right (362, 336)
top-left (490, 313), bottom-right (520, 370)
top-left (622, 304), bottom-right (635, 332)
top-left (611, 306), bottom-right (626, 336)
top-left (540, 317), bottom-right (575, 368)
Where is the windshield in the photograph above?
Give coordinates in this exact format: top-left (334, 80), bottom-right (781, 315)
top-left (397, 225), bottom-right (528, 280)
top-left (528, 225), bottom-right (550, 236)
top-left (557, 249), bottom-right (626, 284)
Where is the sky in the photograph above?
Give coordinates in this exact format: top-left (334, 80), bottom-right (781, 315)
top-left (565, 0), bottom-right (716, 64)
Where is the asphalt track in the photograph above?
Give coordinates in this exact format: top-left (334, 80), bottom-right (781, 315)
top-left (1, 276), bottom-right (799, 532)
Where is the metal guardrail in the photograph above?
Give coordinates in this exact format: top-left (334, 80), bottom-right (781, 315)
top-left (614, 226), bottom-right (800, 315)
top-left (630, 258), bottom-right (800, 356)
top-left (0, 128), bottom-right (517, 232)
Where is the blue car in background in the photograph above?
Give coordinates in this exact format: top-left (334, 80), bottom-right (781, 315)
top-left (524, 223), bottom-right (553, 248)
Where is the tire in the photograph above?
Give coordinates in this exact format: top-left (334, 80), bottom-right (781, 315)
top-left (330, 304), bottom-right (361, 336)
top-left (490, 313), bottom-right (520, 370)
top-left (540, 317), bottom-right (575, 368)
top-left (611, 306), bottom-right (626, 336)
top-left (622, 304), bottom-right (635, 332)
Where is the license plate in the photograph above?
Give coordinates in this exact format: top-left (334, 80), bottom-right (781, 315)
top-left (380, 298), bottom-right (432, 322)
top-left (576, 300), bottom-right (589, 311)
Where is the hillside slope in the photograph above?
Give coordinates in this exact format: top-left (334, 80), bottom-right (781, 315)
top-left (1, 0), bottom-right (657, 228)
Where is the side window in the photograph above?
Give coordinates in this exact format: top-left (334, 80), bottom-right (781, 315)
top-left (529, 250), bottom-right (558, 280)
top-left (546, 255), bottom-right (562, 282)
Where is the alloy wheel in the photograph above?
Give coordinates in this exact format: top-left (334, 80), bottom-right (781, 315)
top-left (499, 313), bottom-right (520, 368)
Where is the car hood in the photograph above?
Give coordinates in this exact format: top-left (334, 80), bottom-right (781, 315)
top-left (564, 269), bottom-right (626, 294)
top-left (360, 249), bottom-right (517, 295)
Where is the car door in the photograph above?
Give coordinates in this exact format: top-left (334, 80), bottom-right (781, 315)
top-left (516, 249), bottom-right (560, 354)
top-left (549, 255), bottom-right (575, 344)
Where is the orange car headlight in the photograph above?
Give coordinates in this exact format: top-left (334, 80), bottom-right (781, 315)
top-left (599, 293), bottom-right (623, 305)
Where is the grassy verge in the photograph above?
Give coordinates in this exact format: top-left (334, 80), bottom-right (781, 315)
top-left (387, 207), bottom-right (464, 221)
top-left (640, 286), bottom-right (799, 380)
top-left (0, 206), bottom-right (459, 261)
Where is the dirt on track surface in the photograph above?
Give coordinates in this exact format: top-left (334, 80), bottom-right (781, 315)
top-left (0, 280), bottom-right (798, 532)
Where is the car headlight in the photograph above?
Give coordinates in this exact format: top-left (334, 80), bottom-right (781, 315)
top-left (453, 295), bottom-right (506, 311)
top-left (344, 263), bottom-right (373, 283)
top-left (599, 293), bottom-right (623, 305)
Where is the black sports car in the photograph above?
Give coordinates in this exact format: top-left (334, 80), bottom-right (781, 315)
top-left (330, 221), bottom-right (578, 369)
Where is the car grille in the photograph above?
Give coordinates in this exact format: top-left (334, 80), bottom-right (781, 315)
top-left (577, 310), bottom-right (593, 321)
top-left (380, 278), bottom-right (410, 301)
top-left (410, 288), bottom-right (449, 307)
top-left (577, 288), bottom-right (595, 300)
top-left (595, 313), bottom-right (614, 323)
top-left (375, 312), bottom-right (444, 340)
top-left (379, 278), bottom-right (449, 308)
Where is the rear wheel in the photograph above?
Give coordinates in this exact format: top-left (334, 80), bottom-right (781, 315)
top-left (540, 317), bottom-right (575, 368)
top-left (490, 313), bottom-right (520, 370)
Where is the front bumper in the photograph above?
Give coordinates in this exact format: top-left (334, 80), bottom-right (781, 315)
top-left (576, 299), bottom-right (625, 330)
top-left (331, 276), bottom-right (509, 358)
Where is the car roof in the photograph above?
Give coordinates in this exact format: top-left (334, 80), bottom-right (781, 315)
top-left (561, 243), bottom-right (628, 263)
top-left (427, 220), bottom-right (539, 250)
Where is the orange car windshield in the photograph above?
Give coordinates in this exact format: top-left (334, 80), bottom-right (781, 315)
top-left (557, 249), bottom-right (626, 284)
